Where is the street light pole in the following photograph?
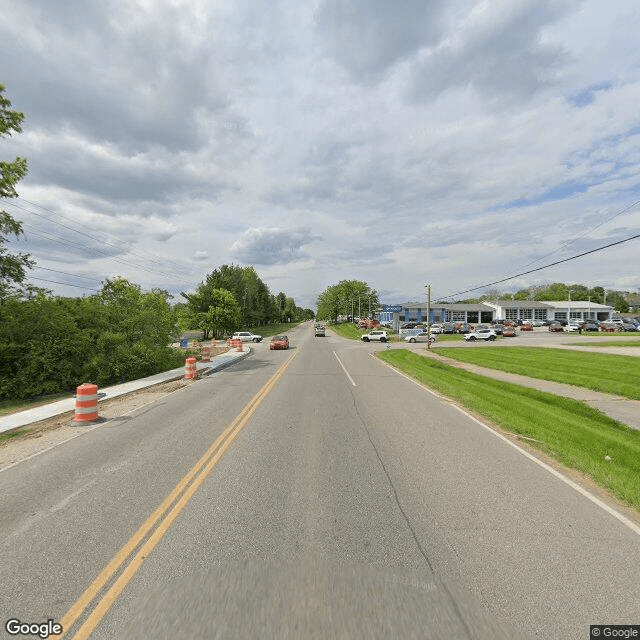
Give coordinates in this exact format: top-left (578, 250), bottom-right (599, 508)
top-left (568, 289), bottom-right (574, 325)
top-left (425, 284), bottom-right (431, 350)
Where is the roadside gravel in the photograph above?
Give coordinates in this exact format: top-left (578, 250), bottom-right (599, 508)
top-left (0, 378), bottom-right (192, 471)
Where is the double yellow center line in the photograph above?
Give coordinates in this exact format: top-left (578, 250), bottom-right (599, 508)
top-left (59, 349), bottom-right (298, 639)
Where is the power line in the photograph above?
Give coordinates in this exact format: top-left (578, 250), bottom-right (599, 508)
top-left (510, 197), bottom-right (640, 273)
top-left (441, 231), bottom-right (640, 300)
top-left (5, 198), bottom-right (197, 278)
top-left (34, 266), bottom-right (101, 282)
top-left (29, 277), bottom-right (100, 292)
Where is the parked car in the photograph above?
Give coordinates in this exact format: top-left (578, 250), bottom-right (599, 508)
top-left (404, 331), bottom-right (437, 344)
top-left (361, 330), bottom-right (389, 342)
top-left (490, 323), bottom-right (504, 335)
top-left (502, 325), bottom-right (517, 337)
top-left (314, 324), bottom-right (325, 337)
top-left (531, 320), bottom-right (545, 327)
top-left (548, 323), bottom-right (564, 332)
top-left (454, 322), bottom-right (471, 334)
top-left (464, 328), bottom-right (497, 341)
top-left (583, 322), bottom-right (600, 332)
top-left (232, 331), bottom-right (263, 343)
top-left (620, 323), bottom-right (639, 332)
top-left (519, 323), bottom-right (533, 331)
top-left (429, 324), bottom-right (443, 334)
top-left (270, 335), bottom-right (289, 350)
top-left (441, 322), bottom-right (457, 334)
top-left (566, 322), bottom-right (583, 332)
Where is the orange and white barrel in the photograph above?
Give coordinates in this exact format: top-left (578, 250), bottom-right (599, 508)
top-left (74, 383), bottom-right (100, 422)
top-left (185, 356), bottom-right (198, 379)
top-left (236, 340), bottom-right (243, 352)
top-left (201, 347), bottom-right (211, 362)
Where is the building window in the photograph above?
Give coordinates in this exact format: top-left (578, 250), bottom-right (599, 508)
top-left (452, 311), bottom-right (465, 321)
top-left (555, 312), bottom-right (567, 321)
top-left (570, 311), bottom-right (581, 320)
top-left (534, 309), bottom-right (547, 320)
top-left (521, 308), bottom-right (532, 319)
top-left (467, 311), bottom-right (479, 323)
top-left (506, 308), bottom-right (518, 320)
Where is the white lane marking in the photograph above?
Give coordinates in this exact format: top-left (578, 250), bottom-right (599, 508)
top-left (376, 354), bottom-right (640, 538)
top-left (334, 351), bottom-right (357, 387)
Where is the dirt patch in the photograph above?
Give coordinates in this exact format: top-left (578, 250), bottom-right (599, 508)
top-left (0, 377), bottom-right (193, 471)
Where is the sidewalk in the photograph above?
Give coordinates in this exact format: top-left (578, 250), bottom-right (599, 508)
top-left (0, 347), bottom-right (251, 435)
top-left (421, 351), bottom-right (640, 431)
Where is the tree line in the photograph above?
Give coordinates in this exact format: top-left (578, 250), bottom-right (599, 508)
top-left (316, 280), bottom-right (379, 322)
top-left (465, 283), bottom-right (633, 313)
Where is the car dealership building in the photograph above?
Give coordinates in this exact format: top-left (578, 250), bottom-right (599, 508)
top-left (379, 300), bottom-right (613, 330)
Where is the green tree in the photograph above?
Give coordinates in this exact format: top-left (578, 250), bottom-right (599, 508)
top-left (182, 288), bottom-right (240, 338)
top-left (316, 280), bottom-right (379, 322)
top-left (0, 84), bottom-right (32, 300)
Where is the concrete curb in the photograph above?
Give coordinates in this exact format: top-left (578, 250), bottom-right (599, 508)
top-left (0, 347), bottom-right (251, 435)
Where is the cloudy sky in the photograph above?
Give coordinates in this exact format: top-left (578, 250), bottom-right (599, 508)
top-left (1, 0), bottom-right (639, 309)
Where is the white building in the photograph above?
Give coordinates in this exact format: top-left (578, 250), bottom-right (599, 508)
top-left (383, 299), bottom-right (613, 330)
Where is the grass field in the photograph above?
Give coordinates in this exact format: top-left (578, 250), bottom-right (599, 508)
top-left (434, 346), bottom-right (640, 400)
top-left (378, 349), bottom-right (640, 512)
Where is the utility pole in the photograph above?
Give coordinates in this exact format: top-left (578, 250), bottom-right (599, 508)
top-left (425, 284), bottom-right (431, 350)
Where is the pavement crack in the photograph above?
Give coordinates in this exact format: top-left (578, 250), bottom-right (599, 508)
top-left (349, 391), bottom-right (435, 573)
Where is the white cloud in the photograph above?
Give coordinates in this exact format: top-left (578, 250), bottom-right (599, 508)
top-left (1, 0), bottom-right (639, 309)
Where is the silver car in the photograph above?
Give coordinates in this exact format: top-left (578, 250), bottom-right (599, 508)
top-left (404, 331), bottom-right (437, 344)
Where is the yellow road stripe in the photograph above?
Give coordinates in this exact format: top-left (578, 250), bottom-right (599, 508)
top-left (60, 349), bottom-right (298, 639)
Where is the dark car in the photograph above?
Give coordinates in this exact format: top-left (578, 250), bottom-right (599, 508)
top-left (441, 322), bottom-right (457, 334)
top-left (548, 323), bottom-right (564, 332)
top-left (583, 322), bottom-right (600, 332)
top-left (490, 323), bottom-right (504, 335)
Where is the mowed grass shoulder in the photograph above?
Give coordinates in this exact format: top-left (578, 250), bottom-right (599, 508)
top-left (377, 349), bottom-right (640, 512)
top-left (435, 346), bottom-right (640, 400)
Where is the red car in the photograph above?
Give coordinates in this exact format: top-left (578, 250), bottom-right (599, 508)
top-left (270, 335), bottom-right (289, 350)
top-left (502, 326), bottom-right (517, 337)
top-left (520, 323), bottom-right (533, 331)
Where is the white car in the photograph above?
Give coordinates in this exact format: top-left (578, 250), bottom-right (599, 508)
top-left (232, 331), bottom-right (263, 343)
top-left (361, 330), bottom-right (389, 342)
top-left (464, 328), bottom-right (497, 341)
top-left (566, 323), bottom-right (582, 332)
top-left (404, 331), bottom-right (437, 344)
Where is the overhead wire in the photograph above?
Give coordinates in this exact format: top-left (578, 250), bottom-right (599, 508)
top-left (10, 197), bottom-right (196, 277)
top-left (4, 198), bottom-right (200, 289)
top-left (440, 231), bottom-right (640, 300)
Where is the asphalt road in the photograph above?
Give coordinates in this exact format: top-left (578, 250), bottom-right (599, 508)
top-left (1, 323), bottom-right (639, 639)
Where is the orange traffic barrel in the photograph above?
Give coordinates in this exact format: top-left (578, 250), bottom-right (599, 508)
top-left (74, 383), bottom-right (100, 422)
top-left (201, 347), bottom-right (211, 362)
top-left (236, 340), bottom-right (243, 352)
top-left (185, 356), bottom-right (198, 379)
